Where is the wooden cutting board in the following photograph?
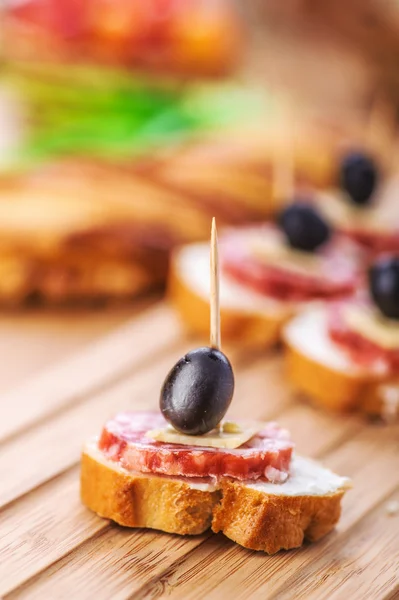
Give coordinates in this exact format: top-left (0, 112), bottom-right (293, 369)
top-left (0, 302), bottom-right (398, 600)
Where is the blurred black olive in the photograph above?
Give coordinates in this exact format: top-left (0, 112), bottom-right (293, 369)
top-left (160, 347), bottom-right (234, 435)
top-left (369, 256), bottom-right (399, 320)
top-left (340, 151), bottom-right (378, 206)
top-left (278, 201), bottom-right (331, 252)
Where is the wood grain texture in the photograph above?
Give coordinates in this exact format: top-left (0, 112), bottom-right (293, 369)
top-left (272, 488), bottom-right (399, 600)
top-left (0, 469), bottom-right (105, 596)
top-left (0, 303), bottom-right (397, 599)
top-left (137, 424), bottom-right (398, 600)
top-left (0, 353), bottom-right (289, 590)
top-left (0, 352), bottom-right (288, 594)
top-left (0, 306), bottom-right (138, 394)
top-left (0, 303), bottom-right (178, 443)
top-left (7, 528), bottom-right (211, 600)
top-left (0, 345), bottom-right (187, 508)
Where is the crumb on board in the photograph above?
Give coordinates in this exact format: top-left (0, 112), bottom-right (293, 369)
top-left (385, 500), bottom-right (399, 516)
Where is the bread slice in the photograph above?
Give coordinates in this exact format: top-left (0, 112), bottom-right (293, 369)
top-left (213, 456), bottom-right (348, 553)
top-left (81, 441), bottom-right (220, 535)
top-left (283, 307), bottom-right (392, 417)
top-left (81, 440), bottom-right (349, 553)
top-left (168, 242), bottom-right (294, 347)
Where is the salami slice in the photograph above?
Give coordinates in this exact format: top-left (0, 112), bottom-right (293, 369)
top-left (99, 411), bottom-right (293, 482)
top-left (343, 227), bottom-right (399, 255)
top-left (328, 304), bottom-right (399, 373)
top-left (221, 226), bottom-right (359, 302)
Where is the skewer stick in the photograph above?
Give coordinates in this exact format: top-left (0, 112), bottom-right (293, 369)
top-left (365, 92), bottom-right (396, 169)
top-left (210, 217), bottom-right (221, 350)
top-left (366, 92), bottom-right (386, 151)
top-left (272, 94), bottom-right (295, 206)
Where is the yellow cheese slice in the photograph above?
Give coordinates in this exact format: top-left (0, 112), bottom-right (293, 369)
top-left (344, 304), bottom-right (399, 350)
top-left (146, 420), bottom-right (263, 449)
top-left (319, 181), bottom-right (399, 235)
top-left (251, 234), bottom-right (323, 277)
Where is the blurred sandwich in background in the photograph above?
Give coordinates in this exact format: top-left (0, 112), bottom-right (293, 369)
top-left (1, 0), bottom-right (397, 308)
top-left (0, 113), bottom-right (341, 307)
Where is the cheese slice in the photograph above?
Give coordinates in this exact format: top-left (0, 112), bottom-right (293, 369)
top-left (251, 233), bottom-right (323, 277)
top-left (344, 304), bottom-right (399, 350)
top-left (146, 420), bottom-right (263, 449)
top-left (245, 455), bottom-right (351, 496)
top-left (319, 178), bottom-right (399, 234)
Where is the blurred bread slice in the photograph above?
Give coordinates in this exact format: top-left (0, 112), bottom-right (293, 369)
top-left (153, 124), bottom-right (338, 223)
top-left (0, 119), bottom-right (340, 307)
top-left (283, 307), bottom-right (392, 416)
top-left (169, 241), bottom-right (294, 346)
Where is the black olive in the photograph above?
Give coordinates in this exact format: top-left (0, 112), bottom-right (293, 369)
top-left (160, 347), bottom-right (234, 435)
top-left (339, 151), bottom-right (378, 206)
top-left (369, 256), bottom-right (399, 320)
top-left (278, 201), bottom-right (331, 253)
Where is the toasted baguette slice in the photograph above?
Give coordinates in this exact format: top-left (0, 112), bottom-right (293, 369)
top-left (213, 455), bottom-right (349, 553)
top-left (283, 307), bottom-right (395, 417)
top-left (81, 441), bottom-right (220, 536)
top-left (168, 242), bottom-right (294, 347)
top-left (81, 440), bottom-right (349, 554)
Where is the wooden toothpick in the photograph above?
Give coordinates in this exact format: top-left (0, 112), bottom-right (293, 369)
top-left (210, 217), bottom-right (221, 350)
top-left (366, 92), bottom-right (395, 168)
top-left (272, 94), bottom-right (295, 207)
top-left (366, 92), bottom-right (385, 151)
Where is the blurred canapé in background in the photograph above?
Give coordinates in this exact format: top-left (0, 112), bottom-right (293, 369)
top-left (0, 0), bottom-right (398, 308)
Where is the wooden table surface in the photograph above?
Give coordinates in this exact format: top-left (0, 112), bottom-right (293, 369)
top-left (0, 301), bottom-right (398, 600)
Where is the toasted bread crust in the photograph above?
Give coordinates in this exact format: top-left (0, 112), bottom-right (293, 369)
top-left (80, 450), bottom-right (220, 535)
top-left (81, 447), bottom-right (347, 553)
top-left (168, 250), bottom-right (290, 347)
top-left (284, 341), bottom-right (384, 416)
top-left (212, 479), bottom-right (344, 554)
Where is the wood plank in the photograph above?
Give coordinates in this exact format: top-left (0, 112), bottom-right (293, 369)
top-left (254, 424), bottom-right (399, 600)
top-left (386, 585), bottom-right (399, 600)
top-left (231, 353), bottom-right (293, 419)
top-left (128, 424), bottom-right (399, 600)
top-left (0, 351), bottom-right (296, 594)
top-left (6, 527), bottom-right (212, 600)
top-left (275, 403), bottom-right (362, 458)
top-left (0, 398), bottom-right (365, 598)
top-left (0, 349), bottom-right (280, 510)
top-left (0, 306), bottom-right (138, 395)
top-left (0, 307), bottom-right (394, 599)
top-left (0, 304), bottom-right (180, 443)
top-left (0, 469), bottom-right (106, 597)
top-left (0, 353), bottom-right (289, 593)
top-left (0, 344), bottom-right (187, 509)
top-left (270, 489), bottom-right (399, 600)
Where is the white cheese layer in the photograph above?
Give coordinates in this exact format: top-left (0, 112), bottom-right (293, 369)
top-left (284, 306), bottom-right (367, 374)
top-left (245, 455), bottom-right (350, 496)
top-left (85, 441), bottom-right (350, 496)
top-left (343, 304), bottom-right (399, 350)
top-left (319, 177), bottom-right (399, 235)
top-left (250, 229), bottom-right (324, 277)
top-left (175, 241), bottom-right (292, 316)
